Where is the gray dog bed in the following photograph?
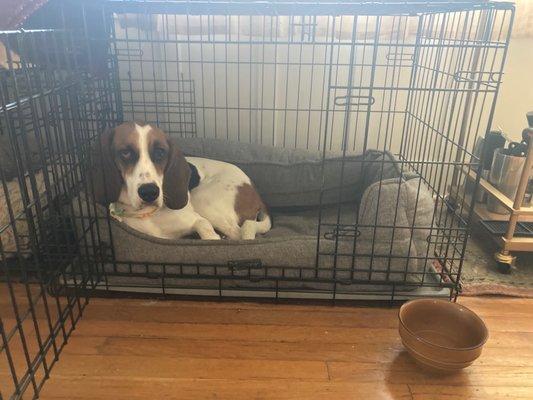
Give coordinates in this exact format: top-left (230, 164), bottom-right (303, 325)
top-left (76, 138), bottom-right (438, 294)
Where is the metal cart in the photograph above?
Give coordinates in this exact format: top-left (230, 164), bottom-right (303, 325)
top-left (458, 128), bottom-right (533, 273)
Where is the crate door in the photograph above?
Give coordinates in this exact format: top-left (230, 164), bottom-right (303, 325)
top-left (314, 14), bottom-right (420, 287)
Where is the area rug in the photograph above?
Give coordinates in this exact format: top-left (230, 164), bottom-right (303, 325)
top-left (459, 231), bottom-right (533, 298)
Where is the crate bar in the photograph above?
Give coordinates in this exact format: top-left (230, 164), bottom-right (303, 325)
top-left (105, 1), bottom-right (515, 16)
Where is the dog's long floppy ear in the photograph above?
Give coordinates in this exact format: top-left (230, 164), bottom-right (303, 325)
top-left (163, 139), bottom-right (191, 210)
top-left (91, 127), bottom-right (122, 205)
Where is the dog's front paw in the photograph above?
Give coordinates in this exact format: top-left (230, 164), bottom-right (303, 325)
top-left (206, 233), bottom-right (221, 240)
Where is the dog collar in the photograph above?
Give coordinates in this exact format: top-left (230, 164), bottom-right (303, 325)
top-left (109, 202), bottom-right (159, 222)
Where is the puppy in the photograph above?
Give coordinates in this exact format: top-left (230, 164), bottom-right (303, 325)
top-left (92, 122), bottom-right (271, 240)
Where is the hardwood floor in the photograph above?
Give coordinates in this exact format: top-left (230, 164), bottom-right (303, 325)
top-left (9, 295), bottom-right (533, 399)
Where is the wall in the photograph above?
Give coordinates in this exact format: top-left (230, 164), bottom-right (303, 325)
top-left (115, 10), bottom-right (507, 161)
top-left (492, 0), bottom-right (533, 141)
top-left (493, 38), bottom-right (533, 141)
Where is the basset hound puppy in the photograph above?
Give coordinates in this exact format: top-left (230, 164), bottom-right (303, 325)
top-left (92, 122), bottom-right (271, 240)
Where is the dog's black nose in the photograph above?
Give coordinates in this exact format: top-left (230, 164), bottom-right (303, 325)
top-left (138, 183), bottom-right (160, 203)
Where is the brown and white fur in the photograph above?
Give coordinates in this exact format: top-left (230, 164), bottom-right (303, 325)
top-left (92, 122), bottom-right (271, 240)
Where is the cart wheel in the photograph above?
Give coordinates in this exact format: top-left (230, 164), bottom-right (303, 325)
top-left (494, 252), bottom-right (516, 274)
top-left (496, 261), bottom-right (513, 274)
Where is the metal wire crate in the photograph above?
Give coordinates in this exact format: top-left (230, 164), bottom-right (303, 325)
top-left (83, 0), bottom-right (513, 300)
top-left (0, 1), bottom-right (514, 397)
top-left (0, 25), bottom-right (117, 399)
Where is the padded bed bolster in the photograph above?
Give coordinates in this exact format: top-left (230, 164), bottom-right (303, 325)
top-left (358, 177), bottom-right (436, 279)
top-left (174, 137), bottom-right (399, 208)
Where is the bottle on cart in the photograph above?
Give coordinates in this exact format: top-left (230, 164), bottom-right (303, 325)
top-left (476, 130), bottom-right (506, 203)
top-left (522, 112), bottom-right (533, 207)
top-left (487, 112), bottom-right (533, 213)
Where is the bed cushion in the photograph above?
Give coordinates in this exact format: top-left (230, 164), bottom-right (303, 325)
top-left (71, 139), bottom-right (436, 291)
top-left (88, 204), bottom-right (422, 284)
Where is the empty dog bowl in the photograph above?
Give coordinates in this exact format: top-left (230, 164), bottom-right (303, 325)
top-left (398, 299), bottom-right (488, 372)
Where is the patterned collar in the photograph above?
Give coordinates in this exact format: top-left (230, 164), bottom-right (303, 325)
top-left (109, 202), bottom-right (159, 222)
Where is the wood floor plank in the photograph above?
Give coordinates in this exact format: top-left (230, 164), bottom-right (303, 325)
top-left (48, 354), bottom-right (329, 380)
top-left (39, 376), bottom-right (412, 400)
top-left (81, 303), bottom-right (403, 328)
top-left (58, 335), bottom-right (533, 366)
top-left (327, 355), bottom-right (533, 387)
top-left (409, 384), bottom-right (533, 400)
top-left (73, 320), bottom-right (400, 343)
top-left (455, 297), bottom-right (533, 316)
top-left (87, 296), bottom-right (399, 312)
top-left (69, 320), bottom-right (533, 347)
top-left (80, 298), bottom-right (533, 332)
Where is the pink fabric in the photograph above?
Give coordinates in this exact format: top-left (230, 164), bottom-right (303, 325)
top-left (0, 0), bottom-right (49, 30)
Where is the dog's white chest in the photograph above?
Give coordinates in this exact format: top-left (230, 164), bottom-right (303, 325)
top-left (118, 205), bottom-right (199, 240)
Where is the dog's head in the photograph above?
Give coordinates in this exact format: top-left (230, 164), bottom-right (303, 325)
top-left (92, 122), bottom-right (190, 210)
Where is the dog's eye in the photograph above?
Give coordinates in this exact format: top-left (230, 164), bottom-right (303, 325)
top-left (119, 149), bottom-right (132, 160)
top-left (152, 147), bottom-right (166, 162)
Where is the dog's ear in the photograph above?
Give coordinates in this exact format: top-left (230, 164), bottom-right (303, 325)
top-left (163, 139), bottom-right (191, 210)
top-left (91, 127), bottom-right (122, 205)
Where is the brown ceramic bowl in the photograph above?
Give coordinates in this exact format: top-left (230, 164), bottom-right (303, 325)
top-left (398, 299), bottom-right (488, 372)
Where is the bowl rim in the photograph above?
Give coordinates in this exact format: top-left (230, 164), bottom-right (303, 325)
top-left (398, 298), bottom-right (489, 351)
